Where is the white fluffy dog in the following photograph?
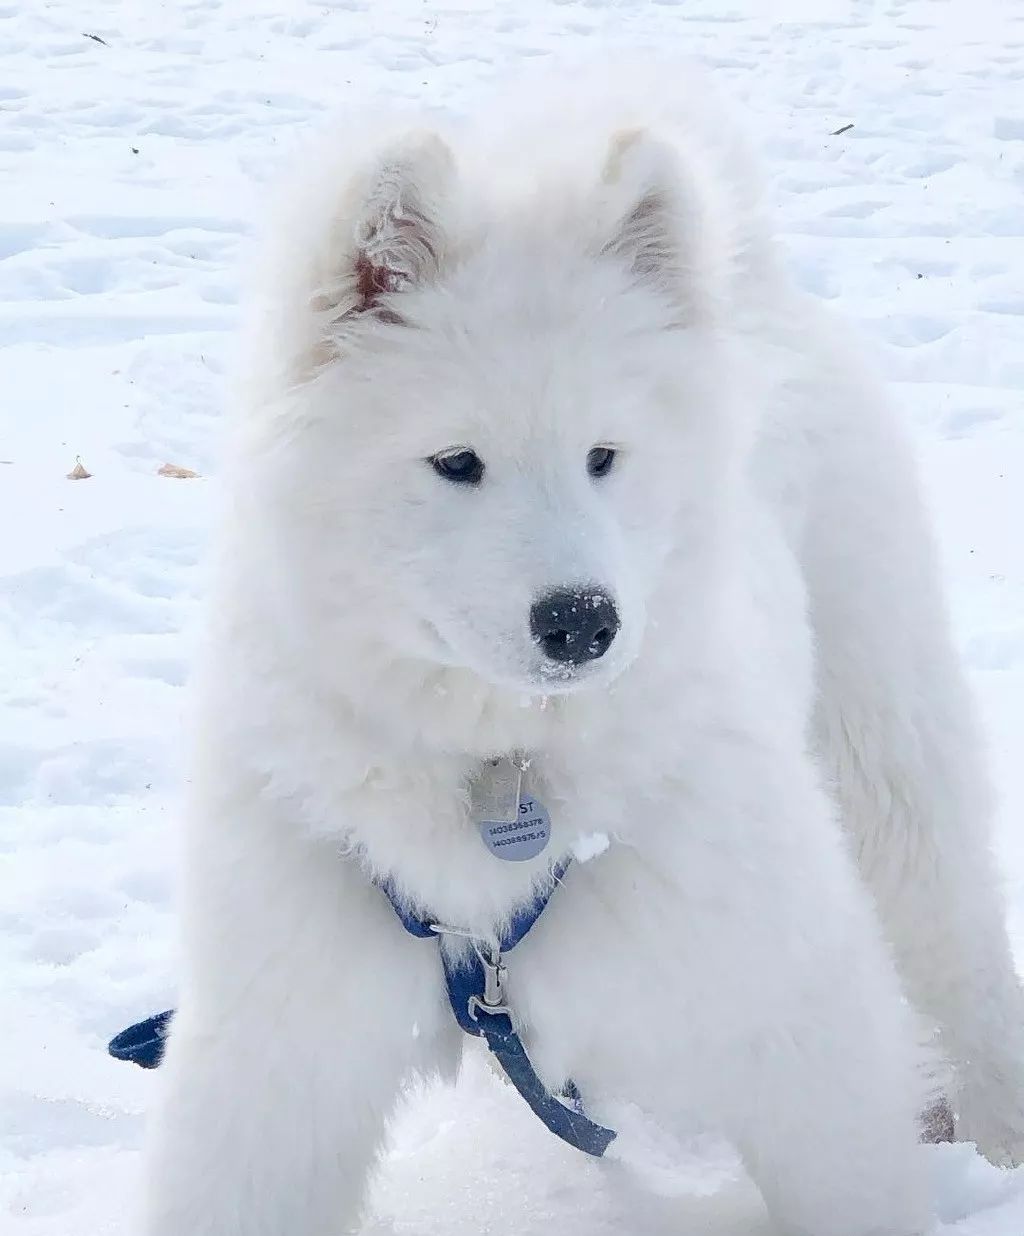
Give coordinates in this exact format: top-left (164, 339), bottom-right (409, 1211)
top-left (141, 62), bottom-right (1024, 1236)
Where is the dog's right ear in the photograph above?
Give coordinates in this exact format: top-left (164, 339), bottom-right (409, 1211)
top-left (598, 127), bottom-right (723, 325)
top-left (316, 131), bottom-right (455, 331)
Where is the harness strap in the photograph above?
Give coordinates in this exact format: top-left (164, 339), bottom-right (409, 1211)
top-left (376, 856), bottom-right (570, 953)
top-left (378, 861), bottom-right (616, 1158)
top-left (455, 999), bottom-right (616, 1157)
top-left (109, 1008), bottom-right (172, 1069)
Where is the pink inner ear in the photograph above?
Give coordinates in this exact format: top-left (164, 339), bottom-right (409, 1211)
top-left (354, 252), bottom-right (404, 313)
top-left (349, 253), bottom-right (408, 326)
top-left (349, 208), bottom-right (439, 325)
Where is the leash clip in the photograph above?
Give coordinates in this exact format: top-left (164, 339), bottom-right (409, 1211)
top-left (468, 944), bottom-right (510, 1020)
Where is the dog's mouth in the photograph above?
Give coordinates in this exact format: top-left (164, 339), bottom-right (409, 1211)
top-left (528, 650), bottom-right (634, 695)
top-left (470, 641), bottom-right (636, 699)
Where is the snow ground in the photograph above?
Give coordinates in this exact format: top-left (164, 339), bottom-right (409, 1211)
top-left (1, 0), bottom-right (1023, 1232)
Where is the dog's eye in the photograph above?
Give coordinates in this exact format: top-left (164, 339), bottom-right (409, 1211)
top-left (430, 449), bottom-right (484, 485)
top-left (587, 446), bottom-right (616, 478)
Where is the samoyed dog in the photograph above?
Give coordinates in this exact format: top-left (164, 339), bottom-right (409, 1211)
top-left (141, 62), bottom-right (1024, 1236)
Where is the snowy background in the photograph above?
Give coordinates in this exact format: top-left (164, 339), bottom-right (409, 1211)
top-left (2, 0), bottom-right (1023, 1232)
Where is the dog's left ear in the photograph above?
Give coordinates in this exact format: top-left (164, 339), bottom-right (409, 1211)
top-left (310, 130), bottom-right (455, 341)
top-left (599, 128), bottom-right (708, 322)
top-left (350, 131), bottom-right (454, 317)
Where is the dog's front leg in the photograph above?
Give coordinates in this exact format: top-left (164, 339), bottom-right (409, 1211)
top-left (140, 811), bottom-right (455, 1236)
top-left (683, 758), bottom-right (932, 1236)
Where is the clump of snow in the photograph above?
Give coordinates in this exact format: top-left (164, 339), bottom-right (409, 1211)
top-left (572, 832), bottom-right (611, 863)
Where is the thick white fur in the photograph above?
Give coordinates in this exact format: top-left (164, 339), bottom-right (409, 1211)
top-left (143, 62), bottom-right (1024, 1236)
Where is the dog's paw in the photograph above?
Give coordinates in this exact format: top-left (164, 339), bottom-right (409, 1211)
top-left (920, 1097), bottom-right (955, 1145)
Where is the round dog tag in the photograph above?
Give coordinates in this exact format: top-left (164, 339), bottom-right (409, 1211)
top-left (477, 795), bottom-right (551, 862)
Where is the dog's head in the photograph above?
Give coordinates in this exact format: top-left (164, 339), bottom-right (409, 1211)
top-left (244, 120), bottom-right (752, 702)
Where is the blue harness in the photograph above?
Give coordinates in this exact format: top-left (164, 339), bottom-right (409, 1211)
top-left (109, 859), bottom-right (616, 1158)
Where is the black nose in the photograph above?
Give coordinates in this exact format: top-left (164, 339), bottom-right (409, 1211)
top-left (530, 587), bottom-right (620, 666)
